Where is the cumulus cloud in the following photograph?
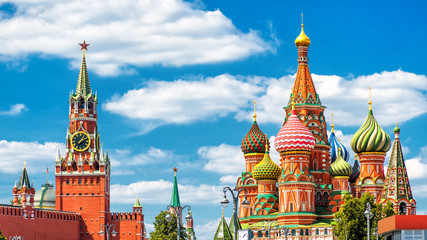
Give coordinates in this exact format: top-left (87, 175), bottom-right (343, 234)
top-left (110, 180), bottom-right (222, 205)
top-left (0, 0), bottom-right (273, 76)
top-left (406, 145), bottom-right (427, 180)
top-left (0, 140), bottom-right (64, 173)
top-left (104, 70), bottom-right (427, 133)
top-left (110, 147), bottom-right (176, 166)
top-left (199, 144), bottom-right (244, 175)
top-left (0, 104), bottom-right (27, 116)
top-left (103, 74), bottom-right (263, 133)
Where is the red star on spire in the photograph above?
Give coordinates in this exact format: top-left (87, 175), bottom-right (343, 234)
top-left (79, 40), bottom-right (90, 51)
top-left (173, 167), bottom-right (178, 173)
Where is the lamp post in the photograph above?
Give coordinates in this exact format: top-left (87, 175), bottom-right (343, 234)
top-left (280, 227), bottom-right (290, 240)
top-left (220, 186), bottom-right (250, 240)
top-left (364, 202), bottom-right (373, 240)
top-left (99, 223), bottom-right (118, 240)
top-left (334, 218), bottom-right (347, 240)
top-left (166, 204), bottom-right (192, 240)
top-left (373, 227), bottom-right (379, 240)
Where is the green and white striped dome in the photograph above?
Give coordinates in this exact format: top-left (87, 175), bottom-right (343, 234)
top-left (328, 150), bottom-right (352, 177)
top-left (351, 106), bottom-right (391, 153)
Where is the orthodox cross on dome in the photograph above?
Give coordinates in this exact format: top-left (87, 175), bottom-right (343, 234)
top-left (331, 113), bottom-right (335, 132)
top-left (253, 100), bottom-right (257, 121)
top-left (301, 12), bottom-right (304, 25)
top-left (368, 86), bottom-right (372, 110)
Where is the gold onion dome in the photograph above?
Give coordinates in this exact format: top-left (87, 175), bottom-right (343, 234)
top-left (252, 143), bottom-right (281, 181)
top-left (350, 102), bottom-right (391, 153)
top-left (328, 150), bottom-right (353, 177)
top-left (295, 24), bottom-right (311, 47)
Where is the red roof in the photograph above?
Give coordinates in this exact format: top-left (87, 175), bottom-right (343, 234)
top-left (379, 215), bottom-right (427, 234)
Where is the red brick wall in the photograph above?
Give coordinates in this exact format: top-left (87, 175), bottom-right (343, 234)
top-left (0, 206), bottom-right (80, 240)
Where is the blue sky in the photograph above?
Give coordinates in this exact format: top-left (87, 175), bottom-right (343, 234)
top-left (1, 0), bottom-right (427, 239)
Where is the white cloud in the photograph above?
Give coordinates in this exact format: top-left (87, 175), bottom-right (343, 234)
top-left (219, 175), bottom-right (239, 184)
top-left (199, 144), bottom-right (244, 175)
top-left (406, 145), bottom-right (427, 180)
top-left (110, 147), bottom-right (176, 166)
top-left (0, 0), bottom-right (273, 76)
top-left (0, 140), bottom-right (64, 174)
top-left (0, 104), bottom-right (27, 116)
top-left (104, 70), bottom-right (427, 133)
top-left (104, 74), bottom-right (263, 132)
top-left (110, 180), bottom-right (222, 205)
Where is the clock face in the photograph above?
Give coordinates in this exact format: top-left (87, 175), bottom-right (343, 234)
top-left (71, 131), bottom-right (91, 151)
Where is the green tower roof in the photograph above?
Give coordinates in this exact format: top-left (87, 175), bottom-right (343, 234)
top-left (214, 209), bottom-right (233, 240)
top-left (171, 168), bottom-right (181, 207)
top-left (17, 164), bottom-right (32, 190)
top-left (134, 197), bottom-right (142, 208)
top-left (228, 210), bottom-right (242, 238)
top-left (76, 43), bottom-right (91, 97)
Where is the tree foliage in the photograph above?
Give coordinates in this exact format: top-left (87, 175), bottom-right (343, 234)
top-left (333, 193), bottom-right (395, 240)
top-left (150, 210), bottom-right (188, 240)
top-left (0, 229), bottom-right (6, 240)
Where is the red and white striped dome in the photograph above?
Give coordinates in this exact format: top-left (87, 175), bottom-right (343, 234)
top-left (274, 110), bottom-right (316, 152)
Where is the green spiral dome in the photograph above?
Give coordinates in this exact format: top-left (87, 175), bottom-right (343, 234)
top-left (351, 109), bottom-right (391, 153)
top-left (328, 151), bottom-right (352, 177)
top-left (252, 151), bottom-right (281, 180)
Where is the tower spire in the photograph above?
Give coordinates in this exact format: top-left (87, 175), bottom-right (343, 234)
top-left (171, 167), bottom-right (181, 207)
top-left (253, 100), bottom-right (257, 122)
top-left (76, 41), bottom-right (91, 96)
top-left (331, 113), bottom-right (335, 132)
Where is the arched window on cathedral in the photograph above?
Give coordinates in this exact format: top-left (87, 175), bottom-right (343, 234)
top-left (399, 202), bottom-right (407, 215)
top-left (313, 160), bottom-right (318, 170)
top-left (316, 192), bottom-right (321, 204)
top-left (323, 192), bottom-right (329, 205)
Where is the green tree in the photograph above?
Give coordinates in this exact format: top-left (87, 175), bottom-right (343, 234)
top-left (0, 229), bottom-right (6, 240)
top-left (333, 193), bottom-right (395, 240)
top-left (150, 210), bottom-right (188, 240)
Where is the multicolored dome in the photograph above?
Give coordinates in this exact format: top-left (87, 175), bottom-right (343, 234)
top-left (394, 123), bottom-right (400, 133)
top-left (349, 156), bottom-right (360, 183)
top-left (295, 24), bottom-right (311, 47)
top-left (252, 147), bottom-right (281, 181)
top-left (274, 109), bottom-right (315, 153)
top-left (328, 150), bottom-right (352, 177)
top-left (241, 120), bottom-right (269, 154)
top-left (329, 131), bottom-right (349, 163)
top-left (351, 103), bottom-right (391, 153)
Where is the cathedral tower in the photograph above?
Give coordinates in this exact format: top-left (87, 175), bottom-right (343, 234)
top-left (380, 124), bottom-right (416, 214)
top-left (55, 41), bottom-right (111, 239)
top-left (285, 23), bottom-right (332, 207)
top-left (351, 89), bottom-right (391, 201)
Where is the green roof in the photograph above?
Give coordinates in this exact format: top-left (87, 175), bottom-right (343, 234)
top-left (171, 173), bottom-right (180, 207)
top-left (134, 197), bottom-right (142, 208)
top-left (214, 211), bottom-right (233, 240)
top-left (75, 52), bottom-right (91, 97)
top-left (17, 165), bottom-right (32, 189)
top-left (228, 211), bottom-right (242, 238)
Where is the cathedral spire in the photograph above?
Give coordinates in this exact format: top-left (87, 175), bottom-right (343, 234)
top-left (76, 41), bottom-right (91, 97)
top-left (290, 21), bottom-right (320, 106)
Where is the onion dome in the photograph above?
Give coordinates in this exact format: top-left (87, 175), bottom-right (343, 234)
top-left (394, 123), bottom-right (400, 134)
top-left (328, 149), bottom-right (353, 177)
top-left (274, 105), bottom-right (315, 152)
top-left (295, 24), bottom-right (311, 47)
top-left (351, 100), bottom-right (391, 153)
top-left (252, 142), bottom-right (281, 180)
top-left (241, 102), bottom-right (269, 154)
top-left (349, 155), bottom-right (360, 183)
top-left (329, 120), bottom-right (349, 162)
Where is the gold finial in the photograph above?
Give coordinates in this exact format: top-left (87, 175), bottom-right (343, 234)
top-left (291, 93), bottom-right (295, 110)
top-left (295, 14), bottom-right (310, 47)
top-left (253, 100), bottom-right (257, 121)
top-left (24, 162), bottom-right (26, 168)
top-left (368, 86), bottom-right (372, 110)
top-left (222, 207), bottom-right (224, 218)
top-left (264, 134), bottom-right (269, 152)
top-left (355, 154), bottom-right (358, 160)
top-left (331, 113), bottom-right (335, 132)
top-left (338, 148), bottom-right (342, 156)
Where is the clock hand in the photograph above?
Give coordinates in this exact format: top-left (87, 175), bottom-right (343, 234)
top-left (78, 137), bottom-right (87, 144)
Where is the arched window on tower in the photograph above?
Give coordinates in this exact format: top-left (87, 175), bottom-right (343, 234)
top-left (88, 101), bottom-right (93, 112)
top-left (399, 202), bottom-right (407, 215)
top-left (71, 162), bottom-right (78, 171)
top-left (93, 161), bottom-right (99, 171)
top-left (79, 98), bottom-right (85, 109)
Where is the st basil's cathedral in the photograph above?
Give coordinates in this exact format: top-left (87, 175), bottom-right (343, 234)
top-left (229, 23), bottom-right (416, 239)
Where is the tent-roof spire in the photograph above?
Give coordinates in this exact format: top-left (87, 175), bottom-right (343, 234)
top-left (76, 40), bottom-right (91, 96)
top-left (170, 167), bottom-right (181, 207)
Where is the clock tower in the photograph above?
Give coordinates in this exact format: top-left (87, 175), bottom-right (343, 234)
top-left (55, 41), bottom-right (111, 239)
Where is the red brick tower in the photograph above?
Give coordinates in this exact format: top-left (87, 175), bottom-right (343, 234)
top-left (55, 41), bottom-right (111, 239)
top-left (284, 23), bottom-right (332, 209)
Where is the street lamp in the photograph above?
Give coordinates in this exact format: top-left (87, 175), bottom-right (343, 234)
top-left (99, 223), bottom-right (118, 240)
top-left (334, 218), bottom-right (347, 240)
top-left (220, 186), bottom-right (250, 240)
top-left (364, 202), bottom-right (373, 240)
top-left (166, 204), bottom-right (192, 240)
top-left (373, 227), bottom-right (379, 240)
